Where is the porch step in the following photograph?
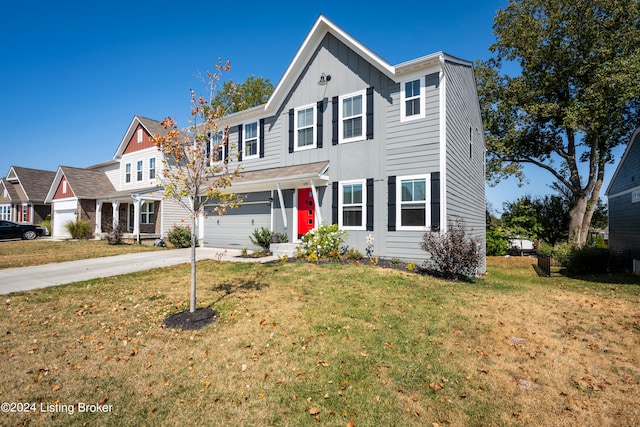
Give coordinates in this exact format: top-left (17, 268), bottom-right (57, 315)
top-left (270, 243), bottom-right (299, 258)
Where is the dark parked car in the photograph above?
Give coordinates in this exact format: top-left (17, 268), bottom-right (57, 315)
top-left (0, 220), bottom-right (48, 240)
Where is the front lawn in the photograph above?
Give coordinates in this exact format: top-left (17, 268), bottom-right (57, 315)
top-left (0, 240), bottom-right (165, 269)
top-left (1, 257), bottom-right (638, 426)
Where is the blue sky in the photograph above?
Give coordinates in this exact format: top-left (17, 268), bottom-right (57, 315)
top-left (0, 0), bottom-right (623, 215)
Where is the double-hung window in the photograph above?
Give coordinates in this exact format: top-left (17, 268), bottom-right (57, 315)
top-left (140, 202), bottom-right (155, 224)
top-left (400, 77), bottom-right (425, 121)
top-left (210, 132), bottom-right (225, 163)
top-left (243, 122), bottom-right (259, 159)
top-left (136, 160), bottom-right (143, 181)
top-left (149, 158), bottom-right (156, 180)
top-left (125, 163), bottom-right (131, 183)
top-left (633, 190), bottom-right (640, 203)
top-left (339, 90), bottom-right (365, 143)
top-left (397, 175), bottom-right (429, 229)
top-left (137, 128), bottom-right (143, 143)
top-left (339, 180), bottom-right (366, 230)
top-left (295, 105), bottom-right (316, 150)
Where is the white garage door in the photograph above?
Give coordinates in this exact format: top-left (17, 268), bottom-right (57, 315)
top-left (203, 194), bottom-right (271, 249)
top-left (53, 209), bottom-right (76, 238)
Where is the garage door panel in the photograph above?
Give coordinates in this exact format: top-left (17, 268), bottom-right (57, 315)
top-left (53, 209), bottom-right (76, 238)
top-left (203, 203), bottom-right (271, 248)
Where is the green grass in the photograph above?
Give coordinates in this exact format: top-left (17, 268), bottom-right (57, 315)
top-left (0, 257), bottom-right (638, 426)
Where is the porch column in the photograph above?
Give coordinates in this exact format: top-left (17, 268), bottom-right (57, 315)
top-left (112, 200), bottom-right (120, 230)
top-left (95, 201), bottom-right (102, 235)
top-left (132, 197), bottom-right (142, 243)
top-left (309, 180), bottom-right (322, 226)
top-left (276, 183), bottom-right (287, 228)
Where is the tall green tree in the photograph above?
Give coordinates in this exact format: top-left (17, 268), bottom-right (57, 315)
top-left (213, 75), bottom-right (274, 113)
top-left (477, 0), bottom-right (640, 246)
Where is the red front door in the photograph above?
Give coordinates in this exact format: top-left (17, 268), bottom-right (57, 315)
top-left (297, 188), bottom-right (315, 238)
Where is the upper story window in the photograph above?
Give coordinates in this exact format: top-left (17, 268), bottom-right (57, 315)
top-left (339, 90), bottom-right (366, 143)
top-left (125, 163), bottom-right (131, 183)
top-left (62, 180), bottom-right (68, 194)
top-left (243, 122), bottom-right (259, 159)
top-left (209, 132), bottom-right (226, 164)
top-left (633, 190), bottom-right (640, 203)
top-left (137, 128), bottom-right (143, 143)
top-left (397, 175), bottom-right (429, 230)
top-left (149, 158), bottom-right (156, 180)
top-left (136, 160), bottom-right (143, 181)
top-left (295, 105), bottom-right (316, 151)
top-left (339, 180), bottom-right (366, 230)
top-left (400, 77), bottom-right (425, 122)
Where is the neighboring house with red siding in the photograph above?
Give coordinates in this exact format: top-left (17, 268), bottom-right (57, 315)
top-left (0, 166), bottom-right (56, 225)
top-left (45, 116), bottom-right (190, 240)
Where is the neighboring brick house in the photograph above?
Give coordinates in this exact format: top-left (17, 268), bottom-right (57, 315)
top-left (0, 166), bottom-right (56, 225)
top-left (198, 15), bottom-right (486, 270)
top-left (606, 127), bottom-right (640, 273)
top-left (45, 116), bottom-right (190, 239)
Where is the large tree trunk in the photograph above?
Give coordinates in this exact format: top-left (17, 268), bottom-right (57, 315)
top-left (568, 194), bottom-right (588, 246)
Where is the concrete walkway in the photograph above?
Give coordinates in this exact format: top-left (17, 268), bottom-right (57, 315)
top-left (0, 248), bottom-right (277, 295)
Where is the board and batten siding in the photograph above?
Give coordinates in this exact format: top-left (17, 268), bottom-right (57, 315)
top-left (443, 60), bottom-right (486, 273)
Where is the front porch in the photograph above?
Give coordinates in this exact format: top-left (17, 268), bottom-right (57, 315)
top-left (94, 191), bottom-right (163, 243)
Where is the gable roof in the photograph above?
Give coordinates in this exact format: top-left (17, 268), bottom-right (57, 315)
top-left (0, 178), bottom-right (20, 201)
top-left (606, 127), bottom-right (640, 196)
top-left (4, 166), bottom-right (56, 202)
top-left (45, 166), bottom-right (116, 202)
top-left (113, 116), bottom-right (169, 158)
top-left (263, 15), bottom-right (471, 115)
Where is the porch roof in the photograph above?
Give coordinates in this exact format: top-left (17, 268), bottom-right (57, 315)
top-left (217, 161), bottom-right (330, 193)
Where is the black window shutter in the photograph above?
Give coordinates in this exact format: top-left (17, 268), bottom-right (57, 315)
top-left (332, 96), bottom-right (339, 145)
top-left (366, 178), bottom-right (374, 231)
top-left (237, 124), bottom-right (243, 162)
top-left (259, 118), bottom-right (265, 158)
top-left (430, 172), bottom-right (440, 231)
top-left (332, 182), bottom-right (338, 225)
top-left (206, 133), bottom-right (211, 161)
top-left (223, 126), bottom-right (229, 162)
top-left (288, 109), bottom-right (294, 153)
top-left (366, 87), bottom-right (374, 140)
top-left (388, 176), bottom-right (396, 231)
top-left (316, 100), bottom-right (323, 149)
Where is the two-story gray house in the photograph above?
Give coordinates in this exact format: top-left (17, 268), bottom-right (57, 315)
top-left (199, 15), bottom-right (486, 272)
top-left (606, 127), bottom-right (640, 273)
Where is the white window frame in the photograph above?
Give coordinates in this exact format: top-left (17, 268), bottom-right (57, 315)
top-left (149, 158), bottom-right (156, 180)
top-left (396, 174), bottom-right (430, 231)
top-left (0, 205), bottom-right (10, 221)
top-left (21, 204), bottom-right (28, 223)
top-left (243, 122), bottom-right (259, 160)
top-left (400, 76), bottom-right (426, 122)
top-left (125, 163), bottom-right (131, 183)
top-left (633, 190), bottom-right (640, 203)
top-left (137, 128), bottom-right (143, 143)
top-left (140, 201), bottom-right (155, 224)
top-left (294, 104), bottom-right (316, 151)
top-left (210, 132), bottom-right (225, 164)
top-left (136, 160), bottom-right (143, 181)
top-left (339, 90), bottom-right (366, 144)
top-left (62, 179), bottom-right (68, 194)
top-left (338, 179), bottom-right (366, 231)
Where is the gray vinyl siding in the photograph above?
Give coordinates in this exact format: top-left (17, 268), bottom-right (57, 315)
top-left (160, 197), bottom-right (191, 236)
top-left (608, 132), bottom-right (640, 254)
top-left (443, 60), bottom-right (486, 272)
top-left (608, 193), bottom-right (640, 253)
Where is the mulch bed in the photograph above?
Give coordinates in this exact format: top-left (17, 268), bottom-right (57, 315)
top-left (163, 307), bottom-right (219, 330)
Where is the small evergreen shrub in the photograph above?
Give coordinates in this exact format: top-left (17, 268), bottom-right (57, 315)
top-left (249, 227), bottom-right (288, 251)
top-left (344, 247), bottom-right (364, 260)
top-left (167, 226), bottom-right (195, 248)
top-left (300, 224), bottom-right (347, 258)
top-left (420, 218), bottom-right (481, 279)
top-left (65, 219), bottom-right (93, 239)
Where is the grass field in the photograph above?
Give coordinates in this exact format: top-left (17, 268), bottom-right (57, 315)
top-left (0, 240), bottom-right (164, 269)
top-left (0, 256), bottom-right (638, 426)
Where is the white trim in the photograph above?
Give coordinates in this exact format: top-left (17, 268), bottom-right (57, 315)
top-left (607, 184), bottom-right (640, 199)
top-left (294, 104), bottom-right (317, 151)
top-left (439, 56), bottom-right (447, 226)
top-left (338, 90), bottom-right (366, 144)
top-left (606, 127), bottom-right (640, 195)
top-left (338, 179), bottom-right (366, 231)
top-left (396, 174), bottom-right (430, 231)
top-left (400, 76), bottom-right (426, 122)
top-left (243, 121), bottom-right (260, 160)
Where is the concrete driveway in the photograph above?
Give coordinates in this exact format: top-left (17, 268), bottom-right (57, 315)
top-left (0, 248), bottom-right (276, 295)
